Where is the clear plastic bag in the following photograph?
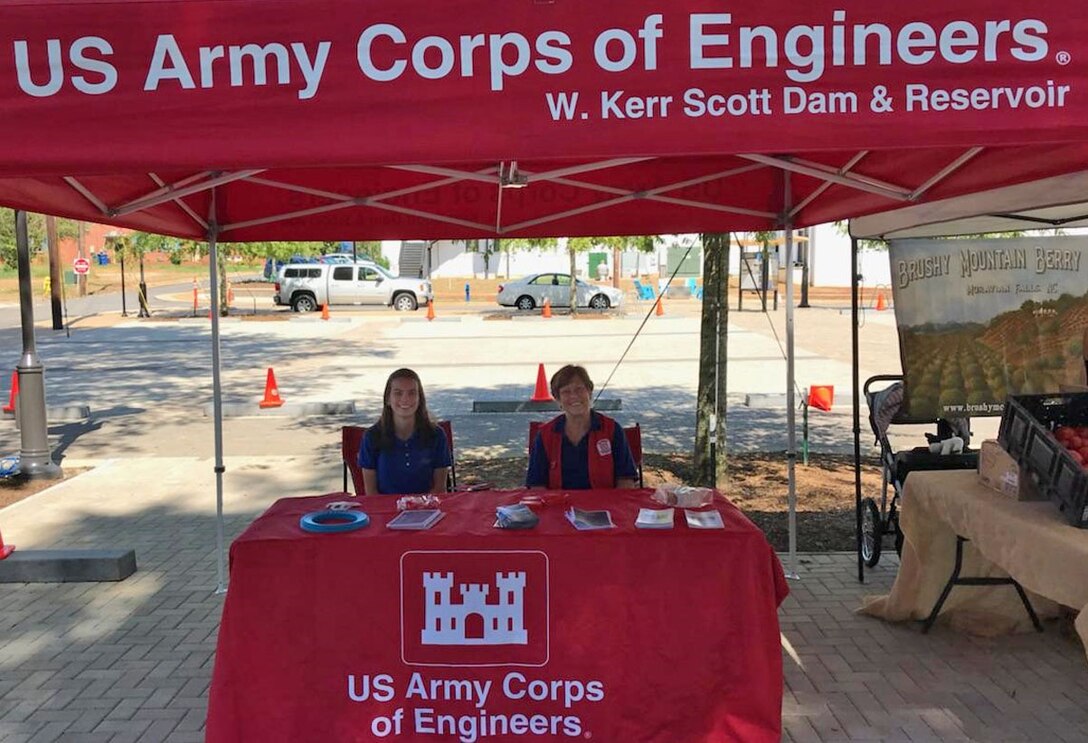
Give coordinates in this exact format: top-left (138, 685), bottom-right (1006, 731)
top-left (396, 495), bottom-right (441, 511)
top-left (651, 484), bottom-right (715, 509)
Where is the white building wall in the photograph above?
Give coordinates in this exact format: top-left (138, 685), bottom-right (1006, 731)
top-left (806, 223), bottom-right (892, 288)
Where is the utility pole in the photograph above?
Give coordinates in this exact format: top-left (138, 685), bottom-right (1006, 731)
top-left (799, 228), bottom-right (811, 308)
top-left (76, 221), bottom-right (88, 297)
top-left (138, 248), bottom-right (150, 318)
top-left (46, 216), bottom-right (63, 329)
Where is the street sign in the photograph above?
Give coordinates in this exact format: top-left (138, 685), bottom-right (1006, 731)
top-left (73, 257), bottom-right (90, 275)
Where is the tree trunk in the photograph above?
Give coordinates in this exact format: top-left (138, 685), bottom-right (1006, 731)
top-left (694, 233), bottom-right (729, 487)
top-left (612, 245), bottom-right (621, 289)
top-left (218, 248), bottom-right (229, 317)
top-left (568, 245), bottom-right (577, 315)
top-left (46, 216), bottom-right (62, 330)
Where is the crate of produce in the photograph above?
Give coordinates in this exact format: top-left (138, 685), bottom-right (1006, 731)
top-left (998, 392), bottom-right (1088, 528)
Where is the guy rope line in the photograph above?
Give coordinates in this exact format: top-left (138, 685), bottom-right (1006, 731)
top-left (594, 235), bottom-right (697, 403)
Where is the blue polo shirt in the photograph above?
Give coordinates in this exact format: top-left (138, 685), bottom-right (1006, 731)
top-left (358, 426), bottom-right (451, 495)
top-left (525, 413), bottom-right (637, 489)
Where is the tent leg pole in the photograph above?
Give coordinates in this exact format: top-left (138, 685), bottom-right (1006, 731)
top-left (14, 210), bottom-right (61, 480)
top-left (851, 237), bottom-right (864, 583)
top-left (207, 201), bottom-right (227, 595)
top-left (783, 178), bottom-right (798, 580)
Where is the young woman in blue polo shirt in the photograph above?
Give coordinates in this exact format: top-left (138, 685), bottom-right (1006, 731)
top-left (359, 368), bottom-right (451, 495)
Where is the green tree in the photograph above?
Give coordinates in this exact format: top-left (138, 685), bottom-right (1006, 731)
top-left (501, 236), bottom-right (561, 283)
top-left (0, 210), bottom-right (78, 268)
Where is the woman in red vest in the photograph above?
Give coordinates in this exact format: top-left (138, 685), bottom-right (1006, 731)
top-left (526, 365), bottom-right (638, 490)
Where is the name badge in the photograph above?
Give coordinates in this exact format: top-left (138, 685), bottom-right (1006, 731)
top-left (596, 439), bottom-right (612, 457)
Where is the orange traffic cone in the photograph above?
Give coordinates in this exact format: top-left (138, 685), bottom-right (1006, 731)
top-left (807, 385), bottom-right (835, 412)
top-left (875, 292), bottom-right (887, 311)
top-left (321, 303), bottom-right (330, 321)
top-left (655, 297), bottom-right (664, 316)
top-left (542, 298), bottom-right (552, 319)
top-left (3, 371), bottom-right (18, 414)
top-left (530, 364), bottom-right (551, 402)
top-left (259, 368), bottom-right (284, 408)
top-left (427, 301), bottom-right (436, 321)
top-left (0, 525), bottom-right (14, 559)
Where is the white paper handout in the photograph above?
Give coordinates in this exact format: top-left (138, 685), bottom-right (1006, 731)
top-left (635, 508), bottom-right (675, 529)
top-left (684, 509), bottom-right (725, 529)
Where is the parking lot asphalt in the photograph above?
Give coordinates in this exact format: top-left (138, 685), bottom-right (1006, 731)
top-left (1, 294), bottom-right (1006, 467)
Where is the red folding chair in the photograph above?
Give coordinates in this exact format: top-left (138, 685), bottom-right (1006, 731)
top-left (437, 420), bottom-right (456, 490)
top-left (341, 421), bottom-right (457, 495)
top-left (341, 425), bottom-right (367, 495)
top-left (624, 422), bottom-right (644, 488)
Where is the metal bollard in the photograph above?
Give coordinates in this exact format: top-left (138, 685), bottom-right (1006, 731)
top-left (464, 283), bottom-right (471, 302)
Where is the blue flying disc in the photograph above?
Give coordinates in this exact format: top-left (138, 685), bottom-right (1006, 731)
top-left (300, 510), bottom-right (370, 533)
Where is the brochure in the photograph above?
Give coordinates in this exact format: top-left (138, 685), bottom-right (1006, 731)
top-left (684, 509), bottom-right (725, 529)
top-left (635, 508), bottom-right (675, 529)
top-left (495, 504), bottom-right (540, 530)
top-left (565, 507), bottom-right (615, 531)
top-left (387, 509), bottom-right (445, 530)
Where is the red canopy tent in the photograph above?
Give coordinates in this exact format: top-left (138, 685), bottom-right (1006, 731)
top-left (2, 0), bottom-right (1087, 239)
top-left (3, 0), bottom-right (1088, 583)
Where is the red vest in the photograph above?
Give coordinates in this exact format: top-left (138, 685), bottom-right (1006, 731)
top-left (539, 414), bottom-right (617, 489)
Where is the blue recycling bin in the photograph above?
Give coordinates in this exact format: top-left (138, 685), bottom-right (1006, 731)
top-left (97, 252), bottom-right (110, 265)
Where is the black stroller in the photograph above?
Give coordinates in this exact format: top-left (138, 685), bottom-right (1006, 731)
top-left (860, 375), bottom-right (978, 567)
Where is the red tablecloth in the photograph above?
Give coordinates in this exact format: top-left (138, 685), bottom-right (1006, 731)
top-left (207, 489), bottom-right (788, 742)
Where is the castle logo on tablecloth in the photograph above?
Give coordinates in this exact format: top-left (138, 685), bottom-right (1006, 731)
top-left (401, 551), bottom-right (548, 666)
top-left (421, 571), bottom-right (528, 645)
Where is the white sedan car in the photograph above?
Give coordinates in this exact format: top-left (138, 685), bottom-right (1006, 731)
top-left (497, 273), bottom-right (625, 311)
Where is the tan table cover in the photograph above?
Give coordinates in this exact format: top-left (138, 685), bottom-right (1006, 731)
top-left (860, 470), bottom-right (1088, 654)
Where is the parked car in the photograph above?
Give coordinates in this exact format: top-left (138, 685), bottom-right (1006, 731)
top-left (496, 273), bottom-right (624, 310)
top-left (274, 261), bottom-right (433, 312)
top-left (262, 255), bottom-right (310, 280)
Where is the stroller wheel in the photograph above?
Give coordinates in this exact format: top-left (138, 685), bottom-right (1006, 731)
top-left (860, 497), bottom-right (883, 567)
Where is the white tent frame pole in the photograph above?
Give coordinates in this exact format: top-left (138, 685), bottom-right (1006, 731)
top-left (206, 192), bottom-right (227, 595)
top-left (784, 173), bottom-right (799, 580)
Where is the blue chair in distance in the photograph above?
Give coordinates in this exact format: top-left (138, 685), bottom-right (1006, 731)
top-left (685, 278), bottom-right (704, 300)
top-left (632, 279), bottom-right (655, 301)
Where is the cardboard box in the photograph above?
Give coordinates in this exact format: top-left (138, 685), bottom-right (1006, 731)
top-left (979, 439), bottom-right (1049, 501)
top-left (978, 439), bottom-right (1019, 497)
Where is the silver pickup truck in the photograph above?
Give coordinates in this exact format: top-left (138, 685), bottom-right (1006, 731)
top-left (274, 261), bottom-right (433, 312)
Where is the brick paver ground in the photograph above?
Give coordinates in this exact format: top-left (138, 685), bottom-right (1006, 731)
top-left (782, 554), bottom-right (1088, 743)
top-left (0, 458), bottom-right (1086, 742)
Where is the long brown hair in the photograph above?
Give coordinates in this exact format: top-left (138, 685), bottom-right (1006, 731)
top-left (374, 368), bottom-right (437, 449)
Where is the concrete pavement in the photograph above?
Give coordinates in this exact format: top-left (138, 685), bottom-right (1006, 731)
top-left (3, 298), bottom-right (997, 463)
